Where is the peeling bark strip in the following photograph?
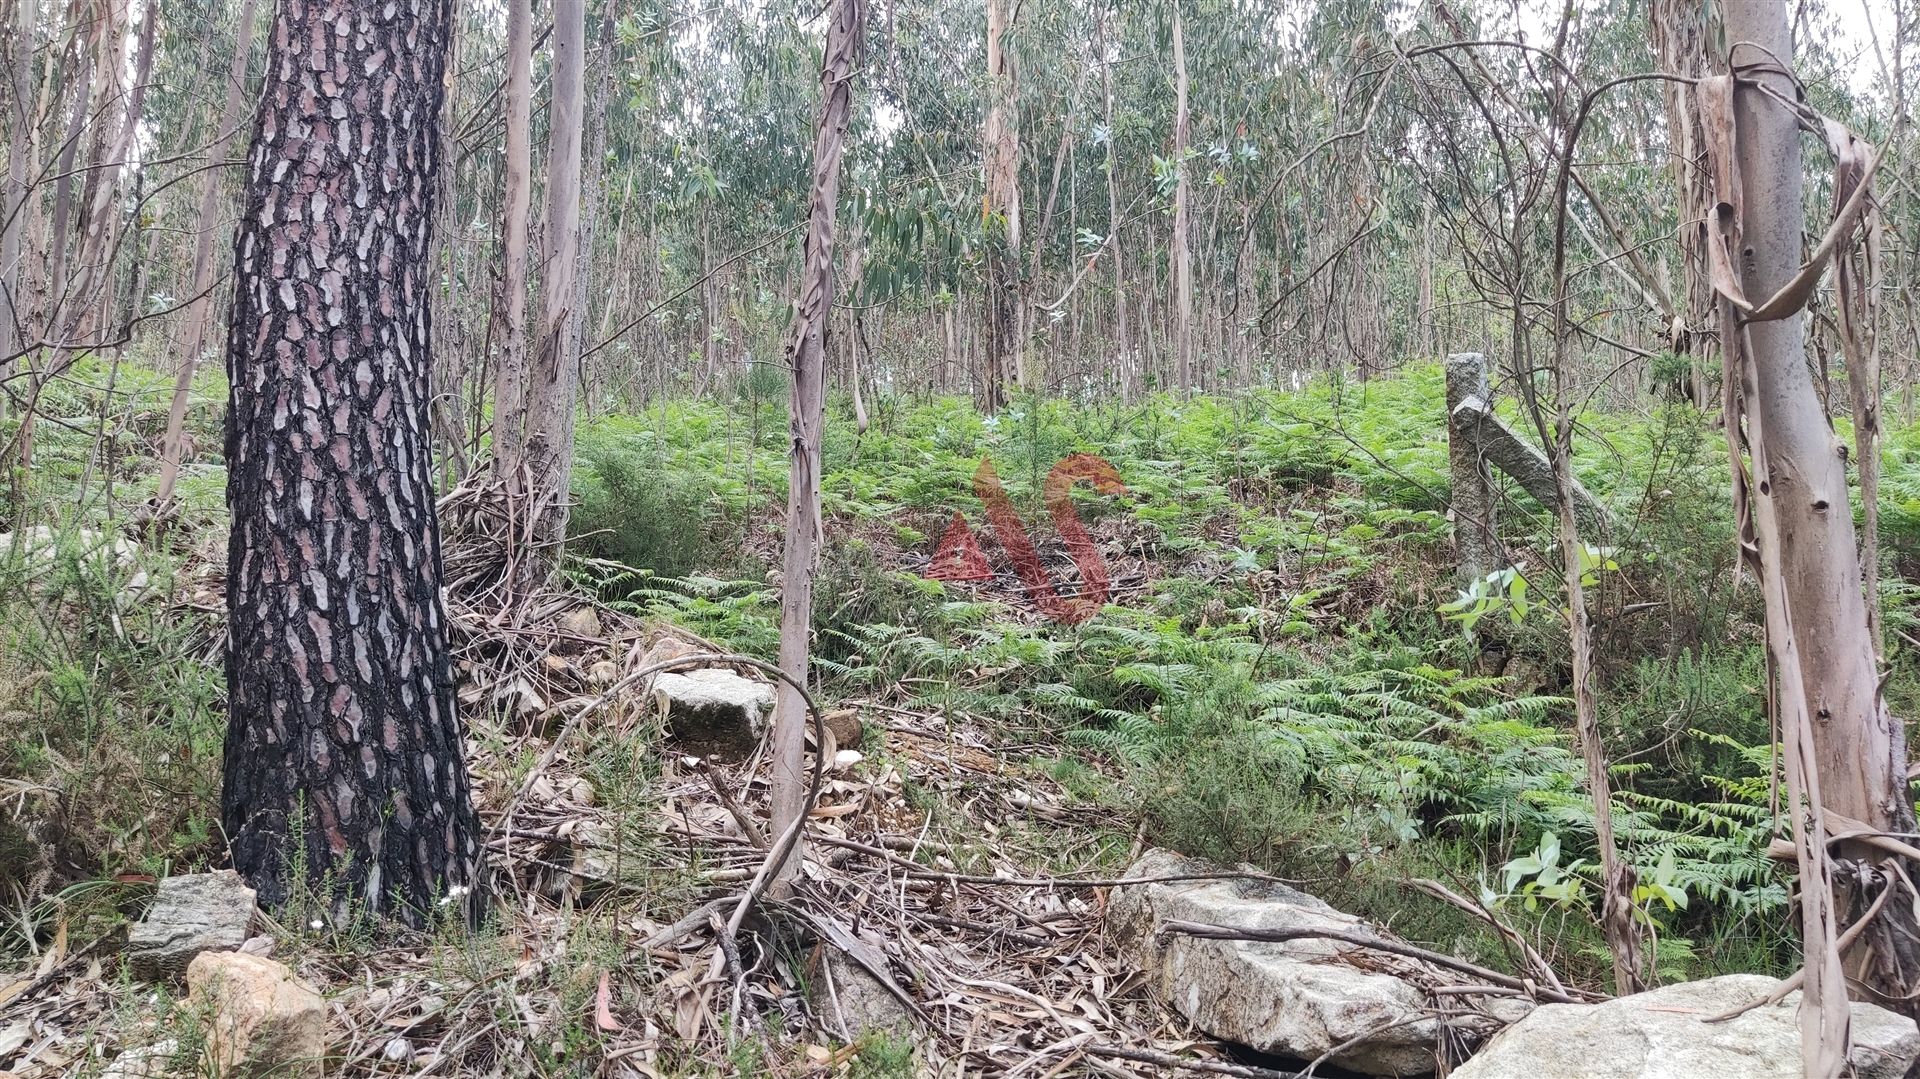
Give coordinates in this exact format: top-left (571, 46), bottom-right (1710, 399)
top-left (223, 0), bottom-right (480, 922)
top-left (1699, 4), bottom-right (1920, 1068)
top-left (770, 0), bottom-right (867, 880)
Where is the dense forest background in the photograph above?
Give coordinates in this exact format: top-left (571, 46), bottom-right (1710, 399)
top-left (10, 0), bottom-right (1905, 422)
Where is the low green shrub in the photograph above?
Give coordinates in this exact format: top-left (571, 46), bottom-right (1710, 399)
top-left (571, 428), bottom-right (722, 578)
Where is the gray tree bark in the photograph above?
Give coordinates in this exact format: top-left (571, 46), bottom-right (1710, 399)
top-left (1717, 3), bottom-right (1920, 1036)
top-left (62, 0), bottom-right (144, 342)
top-left (1098, 6), bottom-right (1128, 401)
top-left (519, 0), bottom-right (586, 576)
top-left (42, 29), bottom-right (93, 328)
top-left (1447, 352), bottom-right (1610, 541)
top-left (0, 0), bottom-right (35, 399)
top-left (157, 0), bottom-right (260, 507)
top-left (488, 0), bottom-right (534, 479)
top-left (1445, 353), bottom-right (1500, 584)
top-left (771, 0), bottom-right (866, 878)
top-left (1650, 0), bottom-right (1716, 402)
top-left (982, 0), bottom-right (1021, 410)
top-left (1169, 0), bottom-right (1192, 396)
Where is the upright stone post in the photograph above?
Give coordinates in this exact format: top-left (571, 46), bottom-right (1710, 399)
top-left (1447, 353), bottom-right (1501, 585)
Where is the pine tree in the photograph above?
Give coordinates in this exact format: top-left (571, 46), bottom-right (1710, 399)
top-left (222, 0), bottom-right (480, 922)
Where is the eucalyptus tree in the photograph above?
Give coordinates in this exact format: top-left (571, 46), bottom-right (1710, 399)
top-left (39, 4), bottom-right (100, 340)
top-left (772, 0), bottom-right (868, 876)
top-left (1709, 0), bottom-right (1920, 1048)
top-left (489, 0), bottom-right (533, 478)
top-left (981, 0), bottom-right (1021, 408)
top-left (517, 0), bottom-right (587, 574)
top-left (157, 0), bottom-right (260, 508)
top-left (62, 0), bottom-right (157, 342)
top-left (0, 0), bottom-right (34, 397)
top-left (1168, 0), bottom-right (1191, 393)
top-left (1097, 5), bottom-right (1130, 396)
top-left (1649, 0), bottom-right (1715, 400)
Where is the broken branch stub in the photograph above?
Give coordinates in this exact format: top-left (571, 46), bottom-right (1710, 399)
top-left (1445, 353), bottom-right (1612, 546)
top-left (1446, 353), bottom-right (1501, 584)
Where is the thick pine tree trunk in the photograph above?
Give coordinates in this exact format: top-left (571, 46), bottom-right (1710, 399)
top-left (223, 0), bottom-right (480, 923)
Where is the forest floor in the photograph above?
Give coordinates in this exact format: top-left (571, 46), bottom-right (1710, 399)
top-left (5, 357), bottom-right (1902, 1075)
top-left (0, 531), bottom-right (1252, 1077)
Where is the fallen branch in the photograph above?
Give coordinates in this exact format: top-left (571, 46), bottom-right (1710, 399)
top-left (1083, 1044), bottom-right (1305, 1078)
top-left (814, 833), bottom-right (1304, 889)
top-left (692, 756), bottom-right (768, 849)
top-left (1705, 862), bottom-right (1897, 1022)
top-left (1156, 920), bottom-right (1592, 1004)
top-left (1412, 878), bottom-right (1571, 998)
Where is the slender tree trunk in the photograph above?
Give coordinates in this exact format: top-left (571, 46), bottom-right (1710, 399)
top-left (0, 0), bottom-right (36, 420)
top-left (223, 0), bottom-right (480, 923)
top-left (1416, 198), bottom-right (1435, 359)
top-left (982, 0), bottom-right (1021, 410)
top-left (1169, 0), bottom-right (1192, 396)
top-left (64, 0), bottom-right (150, 342)
top-left (570, 3), bottom-right (612, 419)
top-left (519, 0), bottom-right (585, 575)
top-left (426, 1), bottom-right (466, 486)
top-left (1099, 6), bottom-right (1129, 401)
top-left (156, 0), bottom-right (259, 507)
top-left (1718, 0), bottom-right (1920, 1038)
top-left (771, 0), bottom-right (866, 880)
top-left (43, 28), bottom-right (92, 322)
top-left (1026, 69), bottom-right (1083, 390)
top-left (1546, 92), bottom-right (1644, 994)
top-left (19, 2), bottom-right (119, 484)
top-left (5, 14), bottom-right (83, 494)
top-left (942, 301), bottom-right (957, 393)
top-left (489, 0), bottom-right (533, 476)
top-left (1650, 0), bottom-right (1715, 403)
top-left (698, 203), bottom-right (713, 391)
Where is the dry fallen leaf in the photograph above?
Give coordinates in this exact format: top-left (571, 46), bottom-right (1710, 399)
top-left (33, 919), bottom-right (65, 980)
top-left (595, 972), bottom-right (623, 1032)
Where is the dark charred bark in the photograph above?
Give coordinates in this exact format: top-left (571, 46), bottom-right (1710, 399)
top-left (222, 0), bottom-right (480, 924)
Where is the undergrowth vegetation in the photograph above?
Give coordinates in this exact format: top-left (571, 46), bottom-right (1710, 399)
top-left (11, 358), bottom-right (1920, 999)
top-left (558, 364), bottom-right (1862, 985)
